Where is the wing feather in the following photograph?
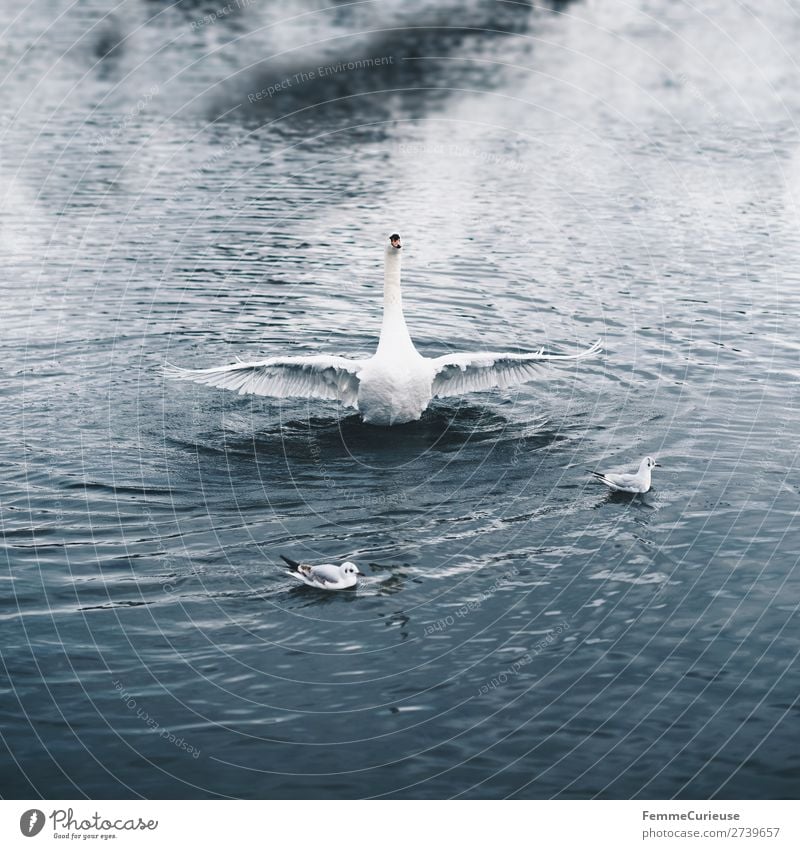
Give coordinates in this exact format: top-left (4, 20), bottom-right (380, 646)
top-left (430, 339), bottom-right (601, 398)
top-left (309, 564), bottom-right (342, 584)
top-left (165, 354), bottom-right (364, 407)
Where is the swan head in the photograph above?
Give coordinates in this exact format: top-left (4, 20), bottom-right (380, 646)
top-left (384, 235), bottom-right (402, 285)
top-left (341, 562), bottom-right (364, 578)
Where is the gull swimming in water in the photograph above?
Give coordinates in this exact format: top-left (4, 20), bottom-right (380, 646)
top-left (589, 456), bottom-right (661, 494)
top-left (281, 554), bottom-right (364, 590)
top-left (166, 234), bottom-right (601, 425)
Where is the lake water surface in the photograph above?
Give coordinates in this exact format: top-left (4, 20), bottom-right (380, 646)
top-left (1, 0), bottom-right (799, 799)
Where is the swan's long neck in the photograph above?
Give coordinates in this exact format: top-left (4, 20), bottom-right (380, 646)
top-left (377, 247), bottom-right (416, 356)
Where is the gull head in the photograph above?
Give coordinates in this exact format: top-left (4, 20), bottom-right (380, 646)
top-left (341, 562), bottom-right (365, 578)
top-left (642, 456), bottom-right (661, 471)
top-left (389, 233), bottom-right (402, 250)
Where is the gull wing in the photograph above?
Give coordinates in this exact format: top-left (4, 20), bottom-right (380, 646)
top-left (430, 339), bottom-right (601, 398)
top-left (280, 555), bottom-right (303, 570)
top-left (599, 470), bottom-right (642, 488)
top-left (288, 571), bottom-right (313, 585)
top-left (590, 472), bottom-right (621, 489)
top-left (165, 355), bottom-right (364, 407)
top-left (590, 471), bottom-right (641, 492)
top-left (308, 564), bottom-right (342, 584)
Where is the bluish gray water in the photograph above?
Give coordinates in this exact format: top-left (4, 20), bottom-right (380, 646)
top-left (1, 0), bottom-right (799, 799)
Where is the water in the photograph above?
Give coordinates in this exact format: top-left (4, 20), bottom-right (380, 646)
top-left (2, 0), bottom-right (799, 799)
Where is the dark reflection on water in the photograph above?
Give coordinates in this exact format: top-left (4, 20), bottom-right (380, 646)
top-left (2, 0), bottom-right (800, 800)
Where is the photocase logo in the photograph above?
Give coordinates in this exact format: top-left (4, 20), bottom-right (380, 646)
top-left (19, 809), bottom-right (45, 837)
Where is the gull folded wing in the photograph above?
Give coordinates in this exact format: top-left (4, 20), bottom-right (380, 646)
top-left (307, 564), bottom-right (342, 585)
top-left (430, 339), bottom-right (601, 398)
top-left (165, 355), bottom-right (364, 407)
top-left (590, 472), bottom-right (625, 490)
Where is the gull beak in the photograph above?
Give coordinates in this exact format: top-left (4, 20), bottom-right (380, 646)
top-left (356, 571), bottom-right (365, 577)
top-left (654, 463), bottom-right (662, 468)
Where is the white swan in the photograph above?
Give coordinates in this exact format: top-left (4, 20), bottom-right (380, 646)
top-left (166, 234), bottom-right (601, 425)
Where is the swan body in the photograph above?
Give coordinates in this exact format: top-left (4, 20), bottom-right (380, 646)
top-left (357, 356), bottom-right (433, 425)
top-left (589, 456), bottom-right (661, 494)
top-left (166, 235), bottom-right (601, 425)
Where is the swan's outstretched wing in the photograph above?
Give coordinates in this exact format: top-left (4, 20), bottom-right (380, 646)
top-left (430, 339), bottom-right (601, 398)
top-left (165, 355), bottom-right (364, 407)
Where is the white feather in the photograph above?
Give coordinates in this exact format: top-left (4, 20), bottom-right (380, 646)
top-left (430, 340), bottom-right (602, 398)
top-left (164, 355), bottom-right (363, 408)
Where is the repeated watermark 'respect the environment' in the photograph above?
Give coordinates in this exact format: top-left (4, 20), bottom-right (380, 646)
top-left (677, 70), bottom-right (745, 157)
top-left (306, 434), bottom-right (408, 510)
top-left (191, 0), bottom-right (255, 30)
top-left (477, 619), bottom-right (569, 695)
top-left (395, 141), bottom-right (530, 174)
top-left (424, 565), bottom-right (519, 636)
top-left (114, 680), bottom-right (200, 759)
top-left (90, 84), bottom-right (159, 152)
top-left (248, 56), bottom-right (395, 102)
top-left (142, 506), bottom-right (185, 596)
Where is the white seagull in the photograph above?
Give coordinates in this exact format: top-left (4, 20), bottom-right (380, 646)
top-left (589, 456), bottom-right (661, 494)
top-left (166, 234), bottom-right (601, 425)
top-left (281, 554), bottom-right (364, 590)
